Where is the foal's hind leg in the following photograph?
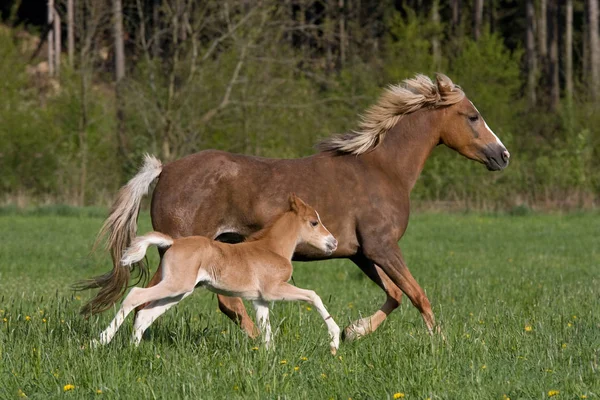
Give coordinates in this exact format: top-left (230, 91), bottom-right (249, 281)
top-left (343, 254), bottom-right (404, 342)
top-left (132, 292), bottom-right (192, 345)
top-left (98, 282), bottom-right (182, 345)
top-left (266, 283), bottom-right (340, 354)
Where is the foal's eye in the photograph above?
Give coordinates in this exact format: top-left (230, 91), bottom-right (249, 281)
top-left (310, 220), bottom-right (318, 227)
top-left (468, 115), bottom-right (479, 122)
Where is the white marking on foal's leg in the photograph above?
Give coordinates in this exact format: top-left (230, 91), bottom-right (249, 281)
top-left (131, 293), bottom-right (190, 346)
top-left (306, 291), bottom-right (341, 354)
top-left (252, 300), bottom-right (272, 349)
top-left (99, 287), bottom-right (143, 345)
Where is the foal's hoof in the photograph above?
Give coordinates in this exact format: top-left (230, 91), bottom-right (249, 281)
top-left (330, 346), bottom-right (337, 356)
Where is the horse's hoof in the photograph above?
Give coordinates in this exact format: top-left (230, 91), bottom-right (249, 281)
top-left (342, 323), bottom-right (367, 342)
top-left (330, 346), bottom-right (337, 356)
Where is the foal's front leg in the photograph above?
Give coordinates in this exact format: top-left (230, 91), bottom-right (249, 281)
top-left (252, 300), bottom-right (272, 348)
top-left (267, 283), bottom-right (340, 354)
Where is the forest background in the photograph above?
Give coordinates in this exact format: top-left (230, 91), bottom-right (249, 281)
top-left (1, 0), bottom-right (599, 210)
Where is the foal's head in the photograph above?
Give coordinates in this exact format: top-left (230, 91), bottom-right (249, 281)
top-left (435, 74), bottom-right (510, 171)
top-left (289, 194), bottom-right (337, 255)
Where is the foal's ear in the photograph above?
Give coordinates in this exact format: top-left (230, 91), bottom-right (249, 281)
top-left (289, 193), bottom-right (300, 213)
top-left (289, 193), bottom-right (306, 213)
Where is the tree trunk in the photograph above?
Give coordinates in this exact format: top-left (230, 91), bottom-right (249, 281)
top-left (565, 0), bottom-right (573, 104)
top-left (431, 0), bottom-right (441, 69)
top-left (526, 0), bottom-right (537, 107)
top-left (339, 0), bottom-right (346, 67)
top-left (473, 0), bottom-right (483, 41)
top-left (548, 0), bottom-right (560, 110)
top-left (47, 0), bottom-right (54, 76)
top-left (67, 0), bottom-right (74, 67)
top-left (53, 9), bottom-right (61, 76)
top-left (113, 0), bottom-right (126, 81)
top-left (452, 0), bottom-right (461, 32)
top-left (590, 0), bottom-right (600, 100)
top-left (538, 0), bottom-right (547, 59)
top-left (113, 0), bottom-right (127, 167)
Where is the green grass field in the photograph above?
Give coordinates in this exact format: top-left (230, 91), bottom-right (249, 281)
top-left (0, 209), bottom-right (598, 399)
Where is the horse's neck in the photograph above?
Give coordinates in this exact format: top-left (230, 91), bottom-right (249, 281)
top-left (364, 109), bottom-right (441, 192)
top-left (255, 212), bottom-right (300, 259)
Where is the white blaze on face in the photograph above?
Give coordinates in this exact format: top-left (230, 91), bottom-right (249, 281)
top-left (470, 101), bottom-right (506, 148)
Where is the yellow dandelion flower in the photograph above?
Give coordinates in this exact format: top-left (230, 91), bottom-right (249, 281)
top-left (469, 312), bottom-right (474, 317)
top-left (221, 330), bottom-right (227, 334)
top-left (481, 365), bottom-right (487, 370)
top-left (280, 360), bottom-right (287, 365)
top-left (2, 318), bottom-right (7, 323)
top-left (393, 393), bottom-right (405, 399)
top-left (96, 389), bottom-right (102, 394)
top-left (38, 310), bottom-right (44, 315)
top-left (25, 316), bottom-right (31, 321)
top-left (75, 296), bottom-right (81, 301)
top-left (548, 390), bottom-right (559, 397)
top-left (300, 356), bottom-right (308, 361)
top-left (338, 355), bottom-right (343, 361)
top-left (561, 343), bottom-right (567, 349)
top-left (283, 373), bottom-right (288, 377)
top-left (567, 322), bottom-right (572, 327)
top-left (580, 396), bottom-right (587, 399)
top-left (61, 319), bottom-right (65, 323)
top-left (348, 303), bottom-right (354, 309)
top-left (17, 389), bottom-right (27, 398)
top-left (252, 346), bottom-right (259, 351)
top-left (233, 385), bottom-right (239, 391)
top-left (572, 315), bottom-right (577, 319)
top-left (524, 325), bottom-right (533, 332)
top-left (63, 384), bottom-right (75, 392)
top-left (294, 366), bottom-right (299, 371)
top-left (545, 369), bottom-right (553, 373)
top-left (42, 318), bottom-right (47, 323)
top-left (321, 373), bottom-right (327, 378)
top-left (502, 395), bottom-right (510, 400)
top-left (305, 306), bottom-right (312, 311)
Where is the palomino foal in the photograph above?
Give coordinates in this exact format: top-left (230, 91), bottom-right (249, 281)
top-left (97, 194), bottom-right (341, 353)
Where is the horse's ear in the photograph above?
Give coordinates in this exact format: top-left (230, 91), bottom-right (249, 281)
top-left (435, 73), bottom-right (454, 94)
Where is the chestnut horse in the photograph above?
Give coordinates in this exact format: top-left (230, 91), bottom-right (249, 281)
top-left (95, 194), bottom-right (341, 354)
top-left (80, 73), bottom-right (509, 341)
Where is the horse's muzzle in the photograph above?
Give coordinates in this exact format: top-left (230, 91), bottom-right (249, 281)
top-left (483, 145), bottom-right (510, 171)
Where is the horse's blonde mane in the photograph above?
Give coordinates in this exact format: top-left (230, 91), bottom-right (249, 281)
top-left (317, 73), bottom-right (465, 155)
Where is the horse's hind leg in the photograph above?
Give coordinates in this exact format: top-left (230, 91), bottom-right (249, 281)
top-left (218, 295), bottom-right (260, 339)
top-left (132, 292), bottom-right (192, 345)
top-left (265, 283), bottom-right (340, 354)
top-left (343, 254), bottom-right (403, 342)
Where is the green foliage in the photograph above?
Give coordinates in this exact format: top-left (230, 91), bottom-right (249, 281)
top-left (1, 212), bottom-right (598, 398)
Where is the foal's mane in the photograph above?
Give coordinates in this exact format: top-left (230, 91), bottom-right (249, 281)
top-left (317, 73), bottom-right (465, 155)
top-left (245, 210), bottom-right (294, 243)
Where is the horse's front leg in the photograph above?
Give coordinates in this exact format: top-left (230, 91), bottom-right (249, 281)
top-left (218, 295), bottom-right (260, 339)
top-left (362, 242), bottom-right (437, 335)
top-left (343, 253), bottom-right (404, 342)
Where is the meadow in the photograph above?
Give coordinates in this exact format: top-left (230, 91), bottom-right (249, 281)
top-left (0, 208), bottom-right (598, 399)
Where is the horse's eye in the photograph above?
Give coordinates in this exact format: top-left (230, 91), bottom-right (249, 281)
top-left (468, 115), bottom-right (479, 122)
top-left (310, 220), bottom-right (318, 227)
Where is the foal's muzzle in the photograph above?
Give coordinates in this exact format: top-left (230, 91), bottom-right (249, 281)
top-left (325, 236), bottom-right (338, 254)
top-left (483, 144), bottom-right (510, 171)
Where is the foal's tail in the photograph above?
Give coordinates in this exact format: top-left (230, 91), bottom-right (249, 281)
top-left (121, 232), bottom-right (174, 266)
top-left (76, 154), bottom-right (163, 316)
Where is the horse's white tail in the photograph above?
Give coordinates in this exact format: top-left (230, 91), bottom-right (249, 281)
top-left (121, 232), bottom-right (174, 266)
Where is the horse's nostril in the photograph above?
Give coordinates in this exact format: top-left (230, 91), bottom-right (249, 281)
top-left (502, 150), bottom-right (510, 161)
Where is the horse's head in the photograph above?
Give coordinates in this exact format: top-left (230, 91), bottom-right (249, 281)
top-left (289, 193), bottom-right (337, 255)
top-left (435, 74), bottom-right (510, 171)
